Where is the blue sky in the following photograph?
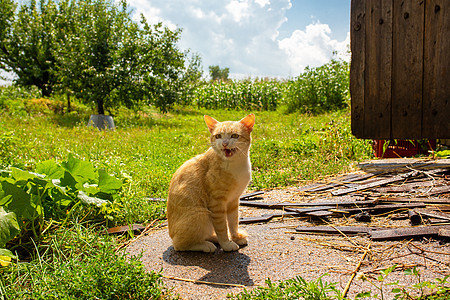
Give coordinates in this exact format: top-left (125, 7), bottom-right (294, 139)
top-left (1, 0), bottom-right (351, 84)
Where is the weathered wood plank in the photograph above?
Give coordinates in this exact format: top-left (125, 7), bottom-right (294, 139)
top-left (370, 225), bottom-right (450, 240)
top-left (295, 225), bottom-right (375, 234)
top-left (350, 0), bottom-right (366, 138)
top-left (391, 0), bottom-right (424, 138)
top-left (364, 0), bottom-right (393, 138)
top-left (239, 212), bottom-right (298, 224)
top-left (341, 203), bottom-right (426, 214)
top-left (240, 191), bottom-right (264, 200)
top-left (239, 199), bottom-right (378, 209)
top-left (331, 171), bottom-right (415, 196)
top-left (422, 0), bottom-right (450, 138)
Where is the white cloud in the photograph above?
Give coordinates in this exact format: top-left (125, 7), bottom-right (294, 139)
top-left (226, 0), bottom-right (250, 22)
top-left (255, 0), bottom-right (270, 8)
top-left (124, 0), bottom-right (349, 78)
top-left (278, 22), bottom-right (350, 75)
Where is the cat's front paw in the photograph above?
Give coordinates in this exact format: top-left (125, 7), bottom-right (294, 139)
top-left (220, 240), bottom-right (239, 252)
top-left (232, 229), bottom-right (248, 246)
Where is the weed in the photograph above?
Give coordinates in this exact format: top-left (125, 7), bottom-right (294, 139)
top-left (227, 275), bottom-right (342, 300)
top-left (0, 223), bottom-right (172, 299)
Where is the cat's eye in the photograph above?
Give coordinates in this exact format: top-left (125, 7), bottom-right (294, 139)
top-left (231, 134), bottom-right (239, 139)
top-left (215, 134), bottom-right (222, 139)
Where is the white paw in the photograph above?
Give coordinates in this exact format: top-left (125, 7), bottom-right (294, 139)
top-left (233, 236), bottom-right (248, 246)
top-left (200, 241), bottom-right (217, 253)
top-left (220, 240), bottom-right (239, 252)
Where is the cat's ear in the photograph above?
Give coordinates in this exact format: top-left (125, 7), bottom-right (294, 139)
top-left (204, 115), bottom-right (218, 133)
top-left (240, 114), bottom-right (255, 132)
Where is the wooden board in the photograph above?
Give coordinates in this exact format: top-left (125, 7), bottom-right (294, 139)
top-left (422, 0), bottom-right (450, 138)
top-left (350, 0), bottom-right (450, 139)
top-left (391, 0), bottom-right (424, 138)
top-left (370, 225), bottom-right (450, 240)
top-left (364, 0), bottom-right (393, 138)
top-left (350, 0), bottom-right (366, 138)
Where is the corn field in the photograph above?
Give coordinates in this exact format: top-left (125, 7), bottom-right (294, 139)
top-left (180, 59), bottom-right (349, 113)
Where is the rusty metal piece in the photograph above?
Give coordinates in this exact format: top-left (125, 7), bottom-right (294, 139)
top-left (370, 225), bottom-right (450, 241)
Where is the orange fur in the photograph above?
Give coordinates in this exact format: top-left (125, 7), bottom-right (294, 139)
top-left (167, 114), bottom-right (255, 252)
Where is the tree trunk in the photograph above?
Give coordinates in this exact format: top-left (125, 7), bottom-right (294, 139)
top-left (66, 93), bottom-right (71, 113)
top-left (97, 98), bottom-right (105, 115)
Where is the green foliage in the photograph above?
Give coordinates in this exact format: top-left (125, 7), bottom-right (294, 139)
top-left (0, 0), bottom-right (59, 96)
top-left (190, 80), bottom-right (282, 111)
top-left (355, 265), bottom-right (450, 300)
top-left (0, 154), bottom-right (122, 256)
top-left (228, 275), bottom-right (342, 300)
top-left (0, 224), bottom-right (171, 299)
top-left (284, 59), bottom-right (350, 114)
top-left (0, 0), bottom-right (200, 114)
top-left (209, 65), bottom-right (230, 81)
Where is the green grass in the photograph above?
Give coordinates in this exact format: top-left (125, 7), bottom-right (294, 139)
top-left (0, 105), bottom-right (372, 225)
top-left (1, 222), bottom-right (173, 299)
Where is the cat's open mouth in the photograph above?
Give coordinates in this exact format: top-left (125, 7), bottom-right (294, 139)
top-left (223, 148), bottom-right (237, 158)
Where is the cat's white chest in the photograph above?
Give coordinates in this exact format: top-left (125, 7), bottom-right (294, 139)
top-left (224, 157), bottom-right (251, 197)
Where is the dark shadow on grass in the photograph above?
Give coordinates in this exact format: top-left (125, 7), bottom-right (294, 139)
top-left (163, 245), bottom-right (254, 288)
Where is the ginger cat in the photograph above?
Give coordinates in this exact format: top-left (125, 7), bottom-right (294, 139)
top-left (167, 114), bottom-right (255, 252)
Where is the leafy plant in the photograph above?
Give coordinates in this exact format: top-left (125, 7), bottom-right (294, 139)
top-left (0, 154), bottom-right (122, 260)
top-left (228, 275), bottom-right (342, 300)
top-left (0, 224), bottom-right (172, 299)
top-left (284, 59), bottom-right (349, 114)
top-left (355, 265), bottom-right (450, 300)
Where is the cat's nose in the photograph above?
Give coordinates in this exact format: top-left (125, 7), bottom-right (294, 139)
top-left (222, 140), bottom-right (229, 147)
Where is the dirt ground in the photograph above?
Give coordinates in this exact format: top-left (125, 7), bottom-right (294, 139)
top-left (126, 159), bottom-right (450, 299)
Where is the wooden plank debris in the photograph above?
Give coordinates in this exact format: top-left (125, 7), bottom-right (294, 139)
top-left (331, 171), bottom-right (415, 196)
top-left (295, 225), bottom-right (375, 234)
top-left (239, 212), bottom-right (298, 224)
top-left (239, 199), bottom-right (378, 209)
top-left (240, 191), bottom-right (264, 200)
top-left (378, 197), bottom-right (450, 205)
top-left (414, 209), bottom-right (450, 222)
top-left (107, 224), bottom-right (146, 235)
top-left (370, 225), bottom-right (450, 241)
top-left (438, 228), bottom-right (450, 238)
top-left (340, 203), bottom-right (426, 215)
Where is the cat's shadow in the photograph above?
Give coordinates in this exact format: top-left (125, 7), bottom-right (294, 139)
top-left (163, 245), bottom-right (254, 288)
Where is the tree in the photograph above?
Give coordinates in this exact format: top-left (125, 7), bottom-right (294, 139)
top-left (209, 65), bottom-right (229, 82)
top-left (0, 0), bottom-right (59, 96)
top-left (1, 0), bottom-right (202, 114)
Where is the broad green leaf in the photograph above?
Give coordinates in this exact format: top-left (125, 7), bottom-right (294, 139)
top-left (0, 181), bottom-right (34, 220)
top-left (0, 208), bottom-right (20, 248)
top-left (0, 248), bottom-right (17, 266)
top-left (11, 168), bottom-right (38, 182)
top-left (60, 171), bottom-right (78, 189)
top-left (98, 169), bottom-right (122, 193)
top-left (36, 160), bottom-right (65, 179)
top-left (78, 191), bottom-right (108, 207)
top-left (61, 154), bottom-right (97, 184)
